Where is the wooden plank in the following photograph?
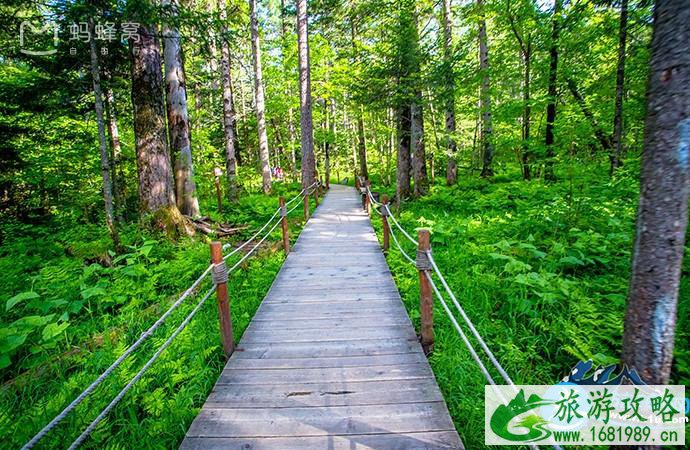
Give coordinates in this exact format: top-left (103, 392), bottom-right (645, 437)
top-left (233, 338), bottom-right (422, 359)
top-left (185, 402), bottom-right (456, 438)
top-left (246, 316), bottom-right (411, 330)
top-left (217, 363), bottom-right (434, 385)
top-left (180, 431), bottom-right (463, 449)
top-left (240, 326), bottom-right (417, 343)
top-left (226, 352), bottom-right (426, 369)
top-left (205, 378), bottom-right (443, 408)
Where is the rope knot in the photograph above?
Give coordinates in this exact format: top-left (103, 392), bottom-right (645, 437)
top-left (416, 249), bottom-right (432, 271)
top-left (381, 205), bottom-right (389, 217)
top-left (280, 205), bottom-right (287, 218)
top-left (212, 261), bottom-right (229, 285)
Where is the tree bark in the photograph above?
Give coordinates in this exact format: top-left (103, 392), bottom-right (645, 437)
top-left (610, 0), bottom-right (628, 174)
top-left (89, 19), bottom-right (120, 249)
top-left (567, 78), bottom-right (613, 152)
top-left (396, 104), bottom-right (412, 202)
top-left (507, 4), bottom-right (532, 180)
top-left (442, 0), bottom-right (458, 185)
top-left (622, 0), bottom-right (690, 386)
top-left (288, 107), bottom-right (297, 179)
top-left (350, 22), bottom-right (368, 180)
top-left (131, 25), bottom-right (185, 232)
top-left (163, 0), bottom-right (200, 217)
top-left (219, 0), bottom-right (238, 201)
top-left (250, 0), bottom-right (272, 193)
top-left (478, 0), bottom-right (494, 178)
top-left (104, 87), bottom-right (124, 218)
top-left (544, 0), bottom-right (562, 182)
top-left (297, 0), bottom-right (316, 189)
top-left (411, 95), bottom-right (428, 197)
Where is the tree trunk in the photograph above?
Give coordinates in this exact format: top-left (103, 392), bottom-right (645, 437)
top-left (610, 0), bottom-right (628, 174)
top-left (622, 0), bottom-right (690, 386)
top-left (396, 104), bottom-right (412, 202)
top-left (325, 100), bottom-right (332, 187)
top-left (219, 0), bottom-right (238, 201)
top-left (544, 0), bottom-right (562, 182)
top-left (411, 95), bottom-right (428, 197)
top-left (89, 19), bottom-right (120, 249)
top-left (566, 78), bottom-right (613, 152)
top-left (357, 112), bottom-right (368, 180)
top-left (297, 0), bottom-right (316, 189)
top-left (442, 0), bottom-right (458, 185)
top-left (288, 107), bottom-right (297, 179)
top-left (131, 25), bottom-right (187, 234)
top-left (250, 0), bottom-right (272, 193)
top-left (104, 87), bottom-right (124, 219)
top-left (478, 0), bottom-right (494, 178)
top-left (163, 0), bottom-right (200, 217)
top-left (522, 39), bottom-right (532, 180)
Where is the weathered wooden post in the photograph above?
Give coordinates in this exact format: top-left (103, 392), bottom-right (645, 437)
top-left (303, 192), bottom-right (309, 221)
top-left (364, 181), bottom-right (371, 215)
top-left (213, 167), bottom-right (223, 212)
top-left (381, 194), bottom-right (390, 252)
top-left (417, 229), bottom-right (434, 355)
top-left (210, 242), bottom-right (234, 357)
top-left (355, 172), bottom-right (360, 189)
top-left (314, 183), bottom-right (319, 207)
top-left (279, 196), bottom-right (289, 255)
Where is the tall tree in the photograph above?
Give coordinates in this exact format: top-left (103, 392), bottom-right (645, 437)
top-left (297, 0), bottom-right (316, 189)
top-left (219, 0), bottom-right (239, 201)
top-left (506, 0), bottom-right (533, 180)
top-left (441, 0), bottom-right (458, 185)
top-left (410, 10), bottom-right (428, 197)
top-left (250, 0), bottom-right (272, 193)
top-left (131, 25), bottom-right (187, 232)
top-left (104, 87), bottom-right (124, 218)
top-left (543, 0), bottom-right (562, 182)
top-left (89, 19), bottom-right (120, 249)
top-left (163, 0), bottom-right (200, 217)
top-left (610, 0), bottom-right (629, 174)
top-left (622, 0), bottom-right (690, 385)
top-left (478, 0), bottom-right (494, 177)
top-left (351, 21), bottom-right (368, 180)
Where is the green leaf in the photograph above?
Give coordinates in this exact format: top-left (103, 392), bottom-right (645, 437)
top-left (0, 353), bottom-right (10, 369)
top-left (42, 322), bottom-right (70, 341)
top-left (80, 286), bottom-right (106, 300)
top-left (559, 256), bottom-right (585, 266)
top-left (6, 291), bottom-right (39, 311)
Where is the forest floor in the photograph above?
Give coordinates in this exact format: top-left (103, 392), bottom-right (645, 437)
top-left (368, 163), bottom-right (689, 448)
top-left (1, 172), bottom-right (688, 449)
top-left (0, 183), bottom-right (315, 448)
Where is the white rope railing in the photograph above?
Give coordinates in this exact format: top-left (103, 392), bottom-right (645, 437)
top-left (364, 183), bottom-right (558, 450)
top-left (24, 184), bottom-right (318, 449)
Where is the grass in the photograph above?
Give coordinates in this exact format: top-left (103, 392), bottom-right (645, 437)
top-left (0, 182), bottom-right (317, 449)
top-left (368, 165), bottom-right (689, 449)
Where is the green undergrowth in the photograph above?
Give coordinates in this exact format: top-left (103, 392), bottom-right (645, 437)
top-left (369, 166), bottom-right (689, 449)
top-left (0, 182), bottom-right (315, 448)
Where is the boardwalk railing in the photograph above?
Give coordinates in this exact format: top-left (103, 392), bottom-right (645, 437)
top-left (360, 178), bottom-right (561, 450)
top-left (22, 182), bottom-right (321, 450)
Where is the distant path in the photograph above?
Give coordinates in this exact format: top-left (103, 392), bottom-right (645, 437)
top-left (180, 184), bottom-right (463, 449)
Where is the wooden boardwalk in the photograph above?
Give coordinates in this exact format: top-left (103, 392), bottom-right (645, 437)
top-left (181, 184), bottom-right (463, 449)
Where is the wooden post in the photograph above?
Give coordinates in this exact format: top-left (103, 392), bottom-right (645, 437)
top-left (303, 193), bottom-right (309, 221)
top-left (364, 181), bottom-right (371, 215)
top-left (382, 194), bottom-right (390, 252)
top-left (210, 242), bottom-right (234, 357)
top-left (314, 185), bottom-right (319, 207)
top-left (213, 167), bottom-right (223, 212)
top-left (417, 229), bottom-right (434, 355)
top-left (355, 172), bottom-right (360, 189)
top-left (279, 196), bottom-right (289, 255)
